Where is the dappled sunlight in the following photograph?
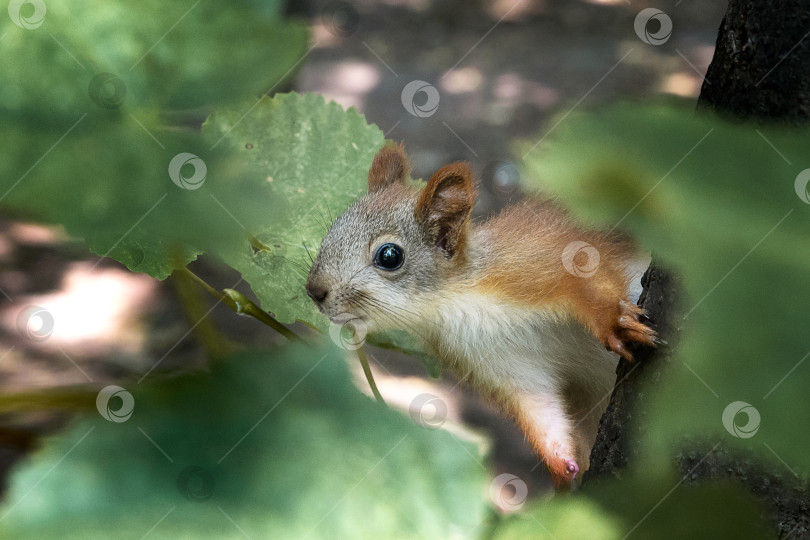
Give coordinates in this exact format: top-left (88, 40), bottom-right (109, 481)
top-left (661, 71), bottom-right (702, 97)
top-left (297, 60), bottom-right (380, 112)
top-left (2, 262), bottom-right (156, 358)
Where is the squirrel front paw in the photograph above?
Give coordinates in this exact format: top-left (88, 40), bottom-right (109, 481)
top-left (602, 301), bottom-right (657, 361)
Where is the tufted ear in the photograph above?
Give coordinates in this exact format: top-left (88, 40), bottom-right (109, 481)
top-left (415, 162), bottom-right (474, 256)
top-left (368, 143), bottom-right (411, 193)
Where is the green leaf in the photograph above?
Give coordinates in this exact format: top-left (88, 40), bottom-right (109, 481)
top-left (203, 93), bottom-right (386, 324)
top-left (521, 104), bottom-right (810, 476)
top-left (0, 2), bottom-right (308, 279)
top-left (1, 0), bottom-right (307, 114)
top-left (0, 345), bottom-right (488, 539)
top-left (492, 474), bottom-right (769, 539)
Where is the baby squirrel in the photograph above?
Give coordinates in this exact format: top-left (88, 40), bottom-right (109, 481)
top-left (306, 144), bottom-right (656, 487)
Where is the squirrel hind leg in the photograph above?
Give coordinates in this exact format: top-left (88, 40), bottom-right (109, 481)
top-left (511, 392), bottom-right (583, 489)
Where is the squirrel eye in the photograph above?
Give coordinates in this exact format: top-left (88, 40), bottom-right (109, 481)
top-left (374, 243), bottom-right (404, 271)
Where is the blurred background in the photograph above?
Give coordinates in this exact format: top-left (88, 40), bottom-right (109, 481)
top-left (0, 0), bottom-right (726, 515)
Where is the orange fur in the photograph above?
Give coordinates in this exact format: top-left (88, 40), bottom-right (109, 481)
top-left (475, 200), bottom-right (656, 361)
top-left (368, 143), bottom-right (410, 193)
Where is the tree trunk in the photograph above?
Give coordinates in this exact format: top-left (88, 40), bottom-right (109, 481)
top-left (586, 1), bottom-right (810, 536)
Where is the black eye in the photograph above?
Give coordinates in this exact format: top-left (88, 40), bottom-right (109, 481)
top-left (374, 243), bottom-right (404, 271)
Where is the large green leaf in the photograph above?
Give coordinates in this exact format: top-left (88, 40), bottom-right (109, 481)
top-left (0, 2), bottom-right (308, 279)
top-left (1, 0), bottom-right (306, 114)
top-left (0, 345), bottom-right (488, 539)
top-left (492, 474), bottom-right (768, 539)
top-left (521, 104), bottom-right (810, 475)
top-left (203, 93), bottom-right (386, 324)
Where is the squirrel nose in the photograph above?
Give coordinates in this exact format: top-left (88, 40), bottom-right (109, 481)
top-left (306, 283), bottom-right (328, 304)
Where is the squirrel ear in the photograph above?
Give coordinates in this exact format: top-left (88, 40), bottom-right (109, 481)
top-left (415, 162), bottom-right (474, 255)
top-left (368, 143), bottom-right (410, 193)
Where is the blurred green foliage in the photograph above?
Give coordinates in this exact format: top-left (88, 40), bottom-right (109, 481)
top-left (493, 476), bottom-right (769, 539)
top-left (0, 345), bottom-right (489, 539)
top-left (0, 0), bottom-right (310, 278)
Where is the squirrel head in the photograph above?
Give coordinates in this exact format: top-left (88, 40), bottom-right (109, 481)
top-left (306, 144), bottom-right (474, 331)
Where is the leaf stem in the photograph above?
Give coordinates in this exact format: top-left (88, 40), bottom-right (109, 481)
top-left (357, 347), bottom-right (386, 405)
top-left (0, 387), bottom-right (96, 414)
top-left (180, 268), bottom-right (387, 405)
top-left (179, 268), bottom-right (307, 344)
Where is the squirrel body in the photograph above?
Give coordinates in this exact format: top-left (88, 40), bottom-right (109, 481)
top-left (306, 145), bottom-right (655, 486)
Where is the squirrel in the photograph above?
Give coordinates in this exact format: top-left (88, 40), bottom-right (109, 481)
top-left (305, 144), bottom-right (657, 487)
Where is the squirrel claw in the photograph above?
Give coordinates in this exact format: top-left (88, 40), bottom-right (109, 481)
top-left (603, 301), bottom-right (658, 361)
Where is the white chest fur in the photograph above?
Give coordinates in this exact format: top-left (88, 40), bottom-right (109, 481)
top-left (423, 292), bottom-right (619, 397)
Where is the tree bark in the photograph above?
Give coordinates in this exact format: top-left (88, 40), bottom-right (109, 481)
top-left (697, 0), bottom-right (810, 123)
top-left (586, 1), bottom-right (810, 536)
